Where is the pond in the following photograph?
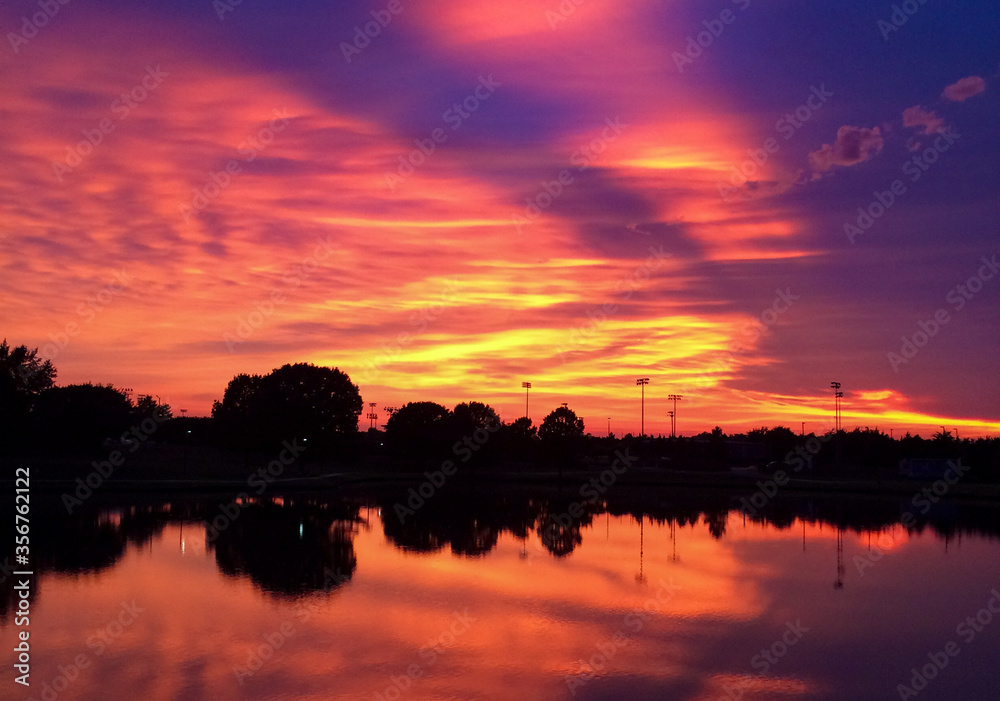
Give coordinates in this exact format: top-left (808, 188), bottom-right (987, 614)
top-left (2, 485), bottom-right (999, 701)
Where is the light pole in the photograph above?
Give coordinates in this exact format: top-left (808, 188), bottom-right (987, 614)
top-left (831, 381), bottom-right (843, 466)
top-left (522, 382), bottom-right (531, 419)
top-left (368, 402), bottom-right (378, 430)
top-left (181, 409), bottom-right (189, 477)
top-left (668, 394), bottom-right (683, 437)
top-left (608, 417), bottom-right (611, 437)
top-left (636, 378), bottom-right (649, 436)
top-left (668, 410), bottom-right (674, 437)
top-left (831, 382), bottom-right (842, 431)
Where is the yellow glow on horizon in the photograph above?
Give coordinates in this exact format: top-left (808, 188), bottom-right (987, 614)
top-left (621, 156), bottom-right (723, 170)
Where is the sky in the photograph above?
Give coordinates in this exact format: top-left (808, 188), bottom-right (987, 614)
top-left (1, 0), bottom-right (998, 437)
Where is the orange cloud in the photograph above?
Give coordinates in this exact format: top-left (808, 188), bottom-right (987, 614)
top-left (2, 6), bottom-right (996, 439)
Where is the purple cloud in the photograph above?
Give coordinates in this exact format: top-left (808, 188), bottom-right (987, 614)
top-left (942, 76), bottom-right (986, 102)
top-left (808, 126), bottom-right (884, 172)
top-left (902, 106), bottom-right (945, 135)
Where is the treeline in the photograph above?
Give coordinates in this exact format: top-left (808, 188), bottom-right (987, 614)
top-left (0, 341), bottom-right (174, 453)
top-left (0, 341), bottom-right (587, 465)
top-left (1, 340), bottom-right (998, 480)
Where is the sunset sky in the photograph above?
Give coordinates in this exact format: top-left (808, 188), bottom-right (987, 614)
top-left (2, 0), bottom-right (998, 436)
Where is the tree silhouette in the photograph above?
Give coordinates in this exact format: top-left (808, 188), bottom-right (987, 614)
top-left (539, 406), bottom-right (585, 472)
top-left (508, 416), bottom-right (536, 438)
top-left (539, 406), bottom-right (585, 441)
top-left (452, 401), bottom-right (501, 434)
top-left (451, 401), bottom-right (501, 466)
top-left (212, 363), bottom-right (362, 452)
top-left (212, 373), bottom-right (266, 449)
top-left (0, 340), bottom-right (56, 452)
top-left (32, 384), bottom-right (132, 453)
top-left (384, 401), bottom-right (452, 460)
top-left (500, 416), bottom-right (537, 461)
top-left (0, 340), bottom-right (55, 395)
top-left (133, 394), bottom-right (172, 421)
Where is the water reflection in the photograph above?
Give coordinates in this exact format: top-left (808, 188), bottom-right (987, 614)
top-left (1, 485), bottom-right (999, 701)
top-left (3, 486), bottom-right (1000, 621)
top-left (0, 498), bottom-right (168, 623)
top-left (379, 490), bottom-right (595, 558)
top-left (207, 499), bottom-right (359, 596)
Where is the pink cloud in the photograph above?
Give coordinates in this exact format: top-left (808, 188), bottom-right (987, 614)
top-left (808, 126), bottom-right (884, 172)
top-left (902, 106), bottom-right (945, 135)
top-left (942, 76), bottom-right (986, 102)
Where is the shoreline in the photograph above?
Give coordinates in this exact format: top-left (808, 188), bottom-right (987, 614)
top-left (5, 466), bottom-right (1000, 501)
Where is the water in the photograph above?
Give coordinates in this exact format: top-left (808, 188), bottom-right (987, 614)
top-left (3, 486), bottom-right (999, 700)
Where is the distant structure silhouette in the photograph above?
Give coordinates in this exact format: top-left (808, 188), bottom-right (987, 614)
top-left (636, 377), bottom-right (649, 436)
top-left (668, 394), bottom-right (683, 437)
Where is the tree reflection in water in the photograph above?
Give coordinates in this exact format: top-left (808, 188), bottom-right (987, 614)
top-left (3, 485), bottom-right (999, 621)
top-left (207, 499), bottom-right (359, 597)
top-left (0, 497), bottom-right (167, 623)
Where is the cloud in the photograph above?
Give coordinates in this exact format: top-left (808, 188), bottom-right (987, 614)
top-left (942, 76), bottom-right (986, 102)
top-left (902, 106), bottom-right (945, 135)
top-left (807, 126), bottom-right (884, 172)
